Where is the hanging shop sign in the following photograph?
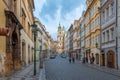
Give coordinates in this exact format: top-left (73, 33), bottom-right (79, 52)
top-left (0, 28), bottom-right (9, 36)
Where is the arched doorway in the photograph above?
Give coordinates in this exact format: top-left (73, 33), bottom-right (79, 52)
top-left (22, 40), bottom-right (26, 66)
top-left (107, 50), bottom-right (115, 68)
top-left (12, 31), bottom-right (20, 69)
top-left (95, 54), bottom-right (99, 64)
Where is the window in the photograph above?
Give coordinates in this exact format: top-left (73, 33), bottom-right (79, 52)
top-left (28, 22), bottom-right (31, 37)
top-left (102, 11), bottom-right (105, 24)
top-left (106, 7), bottom-right (109, 20)
top-left (22, 8), bottom-right (26, 29)
top-left (98, 34), bottom-right (100, 42)
top-left (107, 30), bottom-right (109, 42)
top-left (96, 35), bottom-right (100, 43)
top-left (94, 4), bottom-right (98, 12)
top-left (92, 22), bottom-right (94, 30)
top-left (85, 27), bottom-right (89, 35)
top-left (103, 32), bottom-right (105, 42)
top-left (81, 31), bottom-right (84, 37)
top-left (91, 38), bottom-right (93, 45)
top-left (89, 39), bottom-right (90, 46)
top-left (111, 2), bottom-right (114, 15)
top-left (95, 19), bottom-right (97, 26)
top-left (94, 36), bottom-right (97, 43)
top-left (96, 17), bottom-right (100, 26)
top-left (85, 15), bottom-right (89, 24)
top-left (91, 22), bottom-right (94, 30)
top-left (14, 0), bottom-right (17, 14)
top-left (110, 27), bottom-right (114, 40)
top-left (91, 8), bottom-right (94, 16)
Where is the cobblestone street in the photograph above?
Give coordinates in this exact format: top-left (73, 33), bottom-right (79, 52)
top-left (0, 62), bottom-right (41, 80)
top-left (45, 55), bottom-right (120, 80)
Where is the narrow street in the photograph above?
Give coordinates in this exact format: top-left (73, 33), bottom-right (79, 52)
top-left (0, 62), bottom-right (40, 80)
top-left (45, 55), bottom-right (120, 80)
top-left (1, 0), bottom-right (120, 80)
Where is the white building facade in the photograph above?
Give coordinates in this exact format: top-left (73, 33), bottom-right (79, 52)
top-left (20, 0), bottom-right (34, 66)
top-left (101, 0), bottom-right (117, 68)
top-left (80, 11), bottom-right (85, 61)
top-left (117, 0), bottom-right (120, 69)
top-left (34, 18), bottom-right (43, 61)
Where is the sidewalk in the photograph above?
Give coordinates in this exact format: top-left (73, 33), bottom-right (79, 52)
top-left (83, 63), bottom-right (120, 77)
top-left (39, 67), bottom-right (46, 80)
top-left (0, 62), bottom-right (44, 80)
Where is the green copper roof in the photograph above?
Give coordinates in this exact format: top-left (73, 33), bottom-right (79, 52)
top-left (58, 23), bottom-right (61, 29)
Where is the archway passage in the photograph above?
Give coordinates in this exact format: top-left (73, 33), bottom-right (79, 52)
top-left (12, 31), bottom-right (21, 70)
top-left (102, 54), bottom-right (105, 66)
top-left (107, 50), bottom-right (115, 68)
top-left (95, 54), bottom-right (99, 64)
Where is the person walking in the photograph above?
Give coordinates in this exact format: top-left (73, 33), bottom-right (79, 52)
top-left (91, 56), bottom-right (95, 64)
top-left (72, 51), bottom-right (76, 63)
top-left (69, 52), bottom-right (72, 63)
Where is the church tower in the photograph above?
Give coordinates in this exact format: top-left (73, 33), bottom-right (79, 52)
top-left (57, 23), bottom-right (65, 54)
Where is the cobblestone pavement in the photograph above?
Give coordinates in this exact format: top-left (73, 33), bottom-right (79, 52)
top-left (0, 62), bottom-right (40, 80)
top-left (83, 63), bottom-right (120, 77)
top-left (45, 55), bottom-right (120, 80)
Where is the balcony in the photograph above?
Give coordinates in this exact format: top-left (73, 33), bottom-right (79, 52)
top-left (101, 15), bottom-right (115, 29)
top-left (90, 25), bottom-right (100, 34)
top-left (102, 40), bottom-right (116, 48)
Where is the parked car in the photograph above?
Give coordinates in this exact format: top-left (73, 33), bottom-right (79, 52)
top-left (60, 54), bottom-right (67, 58)
top-left (50, 54), bottom-right (56, 59)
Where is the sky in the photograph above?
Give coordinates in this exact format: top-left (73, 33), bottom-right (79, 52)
top-left (34, 0), bottom-right (86, 40)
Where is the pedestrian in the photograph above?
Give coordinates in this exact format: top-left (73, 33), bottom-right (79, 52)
top-left (69, 58), bottom-right (71, 63)
top-left (72, 57), bottom-right (75, 63)
top-left (91, 56), bottom-right (95, 64)
top-left (69, 53), bottom-right (72, 63)
top-left (90, 56), bottom-right (92, 64)
top-left (85, 57), bottom-right (88, 63)
top-left (72, 51), bottom-right (75, 63)
top-left (82, 57), bottom-right (85, 63)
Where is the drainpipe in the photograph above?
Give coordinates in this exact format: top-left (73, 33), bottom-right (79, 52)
top-left (115, 0), bottom-right (118, 70)
top-left (99, 3), bottom-right (102, 66)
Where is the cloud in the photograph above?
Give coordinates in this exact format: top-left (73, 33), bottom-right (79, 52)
top-left (61, 4), bottom-right (85, 30)
top-left (34, 0), bottom-right (86, 40)
top-left (34, 0), bottom-right (46, 17)
top-left (38, 6), bottom-right (62, 40)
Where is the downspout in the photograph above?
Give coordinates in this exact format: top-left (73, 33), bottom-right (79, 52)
top-left (99, 3), bottom-right (102, 66)
top-left (115, 0), bottom-right (118, 69)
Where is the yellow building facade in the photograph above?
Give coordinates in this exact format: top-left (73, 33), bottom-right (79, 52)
top-left (0, 0), bottom-right (34, 76)
top-left (0, 0), bottom-right (8, 76)
top-left (0, 0), bottom-right (23, 76)
top-left (85, 0), bottom-right (101, 65)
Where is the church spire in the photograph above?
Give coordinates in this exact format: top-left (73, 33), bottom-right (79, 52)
top-left (58, 22), bottom-right (61, 29)
top-left (59, 22), bottom-right (60, 26)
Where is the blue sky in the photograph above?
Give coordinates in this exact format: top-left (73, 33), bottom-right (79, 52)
top-left (34, 0), bottom-right (86, 40)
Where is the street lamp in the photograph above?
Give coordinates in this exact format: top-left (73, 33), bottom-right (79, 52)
top-left (32, 22), bottom-right (38, 76)
top-left (82, 47), bottom-right (85, 63)
top-left (39, 39), bottom-right (43, 68)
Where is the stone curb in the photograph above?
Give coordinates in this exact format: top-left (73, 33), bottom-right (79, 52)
top-left (83, 63), bottom-right (120, 78)
top-left (39, 67), bottom-right (46, 80)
